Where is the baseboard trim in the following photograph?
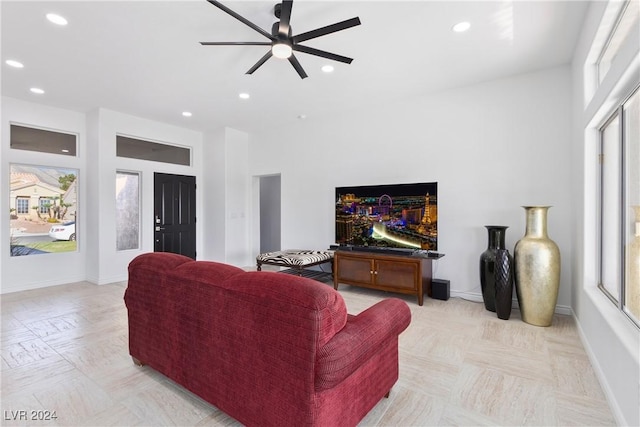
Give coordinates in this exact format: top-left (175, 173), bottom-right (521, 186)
top-left (1, 275), bottom-right (86, 294)
top-left (450, 290), bottom-right (572, 315)
top-left (573, 307), bottom-right (627, 426)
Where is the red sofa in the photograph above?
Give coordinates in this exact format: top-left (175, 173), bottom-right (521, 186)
top-left (124, 252), bottom-right (411, 426)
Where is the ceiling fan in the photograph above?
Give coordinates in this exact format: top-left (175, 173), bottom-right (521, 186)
top-left (201, 0), bottom-right (361, 79)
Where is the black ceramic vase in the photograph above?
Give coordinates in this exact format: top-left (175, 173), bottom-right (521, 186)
top-left (479, 226), bottom-right (508, 312)
top-left (494, 248), bottom-right (514, 320)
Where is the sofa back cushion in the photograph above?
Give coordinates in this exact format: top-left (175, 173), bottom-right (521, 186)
top-left (222, 271), bottom-right (348, 349)
top-left (164, 265), bottom-right (347, 425)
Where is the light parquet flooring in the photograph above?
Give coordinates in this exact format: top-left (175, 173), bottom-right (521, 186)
top-left (1, 278), bottom-right (616, 426)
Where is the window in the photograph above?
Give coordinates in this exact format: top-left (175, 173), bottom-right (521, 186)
top-left (39, 198), bottom-right (52, 215)
top-left (10, 164), bottom-right (78, 256)
top-left (116, 135), bottom-right (191, 166)
top-left (10, 124), bottom-right (77, 156)
top-left (598, 85), bottom-right (640, 326)
top-left (16, 198), bottom-right (29, 214)
top-left (115, 171), bottom-right (140, 251)
top-left (597, 0), bottom-right (639, 83)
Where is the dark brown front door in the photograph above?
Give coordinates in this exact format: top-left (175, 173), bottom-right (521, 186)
top-left (154, 172), bottom-right (196, 259)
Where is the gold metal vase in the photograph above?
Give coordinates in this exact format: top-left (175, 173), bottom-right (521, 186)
top-left (514, 206), bottom-right (560, 326)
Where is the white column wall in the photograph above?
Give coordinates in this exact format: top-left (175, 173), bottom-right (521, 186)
top-left (202, 128), bottom-right (227, 262)
top-left (223, 128), bottom-right (251, 267)
top-left (202, 126), bottom-right (251, 267)
top-left (1, 101), bottom-right (205, 292)
top-left (1, 97), bottom-right (87, 293)
top-left (249, 66), bottom-right (574, 310)
top-left (88, 109), bottom-right (204, 284)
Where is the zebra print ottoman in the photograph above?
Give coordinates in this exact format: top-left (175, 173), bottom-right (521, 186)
top-left (256, 249), bottom-right (334, 279)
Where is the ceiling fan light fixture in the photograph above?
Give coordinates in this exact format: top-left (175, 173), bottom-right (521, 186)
top-left (272, 43), bottom-right (292, 59)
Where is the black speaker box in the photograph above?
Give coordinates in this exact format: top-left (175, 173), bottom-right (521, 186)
top-left (431, 279), bottom-right (450, 301)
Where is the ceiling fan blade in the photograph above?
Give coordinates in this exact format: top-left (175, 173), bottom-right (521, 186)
top-left (246, 51), bottom-right (273, 75)
top-left (206, 0), bottom-right (275, 41)
top-left (292, 17), bottom-right (361, 44)
top-left (278, 0), bottom-right (293, 37)
top-left (200, 42), bottom-right (272, 46)
top-left (292, 44), bottom-right (353, 64)
top-left (288, 54), bottom-right (308, 79)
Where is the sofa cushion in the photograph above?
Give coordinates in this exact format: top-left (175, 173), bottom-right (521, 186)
top-left (219, 271), bottom-right (348, 349)
top-left (128, 251), bottom-right (194, 275)
top-left (169, 260), bottom-right (245, 285)
top-left (315, 298), bottom-right (411, 390)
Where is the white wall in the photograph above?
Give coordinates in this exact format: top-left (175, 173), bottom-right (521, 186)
top-left (249, 66), bottom-right (574, 310)
top-left (1, 97), bottom-right (87, 293)
top-left (570, 2), bottom-right (640, 426)
top-left (87, 109), bottom-right (204, 284)
top-left (202, 127), bottom-right (252, 267)
top-left (202, 128), bottom-right (227, 262)
top-left (223, 128), bottom-right (251, 267)
top-left (1, 101), bottom-right (205, 291)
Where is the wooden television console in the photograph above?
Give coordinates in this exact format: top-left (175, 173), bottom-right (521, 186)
top-left (333, 248), bottom-right (444, 306)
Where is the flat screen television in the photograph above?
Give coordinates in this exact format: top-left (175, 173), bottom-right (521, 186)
top-left (335, 182), bottom-right (437, 251)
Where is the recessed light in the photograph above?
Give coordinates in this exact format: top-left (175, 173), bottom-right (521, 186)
top-left (5, 59), bottom-right (24, 68)
top-left (46, 13), bottom-right (68, 26)
top-left (182, 111), bottom-right (192, 117)
top-left (61, 149), bottom-right (70, 153)
top-left (30, 87), bottom-right (45, 94)
top-left (239, 93), bottom-right (250, 100)
top-left (321, 65), bottom-right (334, 73)
top-left (452, 21), bottom-right (471, 33)
top-left (297, 114), bottom-right (307, 120)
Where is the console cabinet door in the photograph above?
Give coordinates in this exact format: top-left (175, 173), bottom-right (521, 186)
top-left (374, 258), bottom-right (419, 291)
top-left (336, 255), bottom-right (374, 286)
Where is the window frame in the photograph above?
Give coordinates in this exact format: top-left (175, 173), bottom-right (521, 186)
top-left (596, 0), bottom-right (640, 84)
top-left (597, 83), bottom-right (640, 328)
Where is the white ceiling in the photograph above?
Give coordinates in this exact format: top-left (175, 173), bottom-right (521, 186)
top-left (1, 1), bottom-right (589, 134)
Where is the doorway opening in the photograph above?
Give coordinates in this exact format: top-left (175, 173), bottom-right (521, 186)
top-left (259, 174), bottom-right (281, 254)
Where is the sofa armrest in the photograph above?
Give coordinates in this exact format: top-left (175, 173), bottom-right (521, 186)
top-left (315, 298), bottom-right (411, 391)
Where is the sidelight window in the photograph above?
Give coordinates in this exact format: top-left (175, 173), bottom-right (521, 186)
top-left (116, 171), bottom-right (141, 251)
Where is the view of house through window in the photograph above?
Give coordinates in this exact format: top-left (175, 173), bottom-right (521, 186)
top-left (9, 164), bottom-right (78, 256)
top-left (599, 85), bottom-right (640, 327)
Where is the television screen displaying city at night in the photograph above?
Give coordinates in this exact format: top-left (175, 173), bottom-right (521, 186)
top-left (335, 182), bottom-right (438, 251)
